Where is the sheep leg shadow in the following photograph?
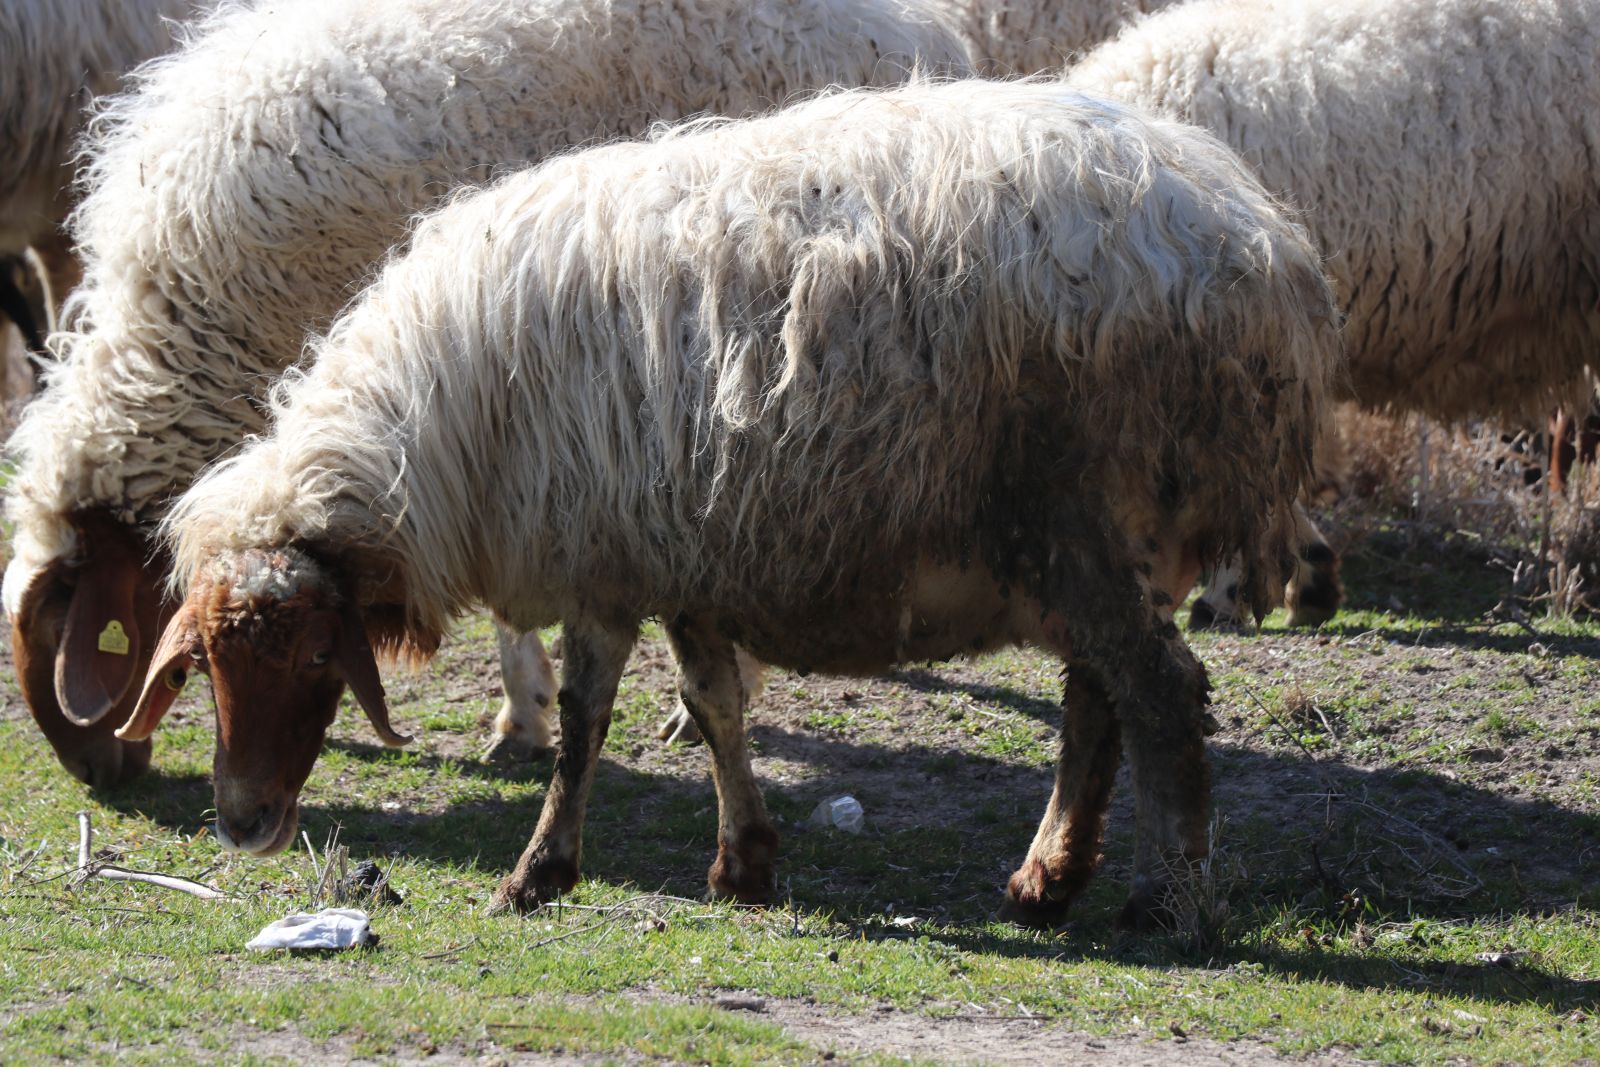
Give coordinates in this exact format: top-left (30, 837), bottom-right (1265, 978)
top-left (492, 617), bottom-right (635, 913)
top-left (1000, 663), bottom-right (1122, 927)
top-left (483, 622), bottom-right (557, 763)
top-left (666, 616), bottom-right (777, 904)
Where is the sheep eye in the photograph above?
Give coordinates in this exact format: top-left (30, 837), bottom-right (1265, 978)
top-left (163, 667), bottom-right (187, 693)
top-left (310, 650), bottom-right (330, 666)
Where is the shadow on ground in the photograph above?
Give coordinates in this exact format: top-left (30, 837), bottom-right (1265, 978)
top-left (91, 706), bottom-right (1600, 1015)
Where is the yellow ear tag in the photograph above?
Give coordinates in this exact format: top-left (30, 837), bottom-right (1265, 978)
top-left (97, 620), bottom-right (131, 656)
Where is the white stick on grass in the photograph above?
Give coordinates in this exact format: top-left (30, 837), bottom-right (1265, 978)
top-left (75, 811), bottom-right (227, 900)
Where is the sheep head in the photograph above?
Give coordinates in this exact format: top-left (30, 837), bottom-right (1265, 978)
top-left (7, 511), bottom-right (165, 786)
top-left (118, 546), bottom-right (411, 857)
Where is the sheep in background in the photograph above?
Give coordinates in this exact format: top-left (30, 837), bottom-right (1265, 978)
top-left (121, 80), bottom-right (1340, 925)
top-left (2, 0), bottom-right (973, 787)
top-left (1069, 0), bottom-right (1600, 626)
top-left (0, 0), bottom-right (204, 366)
top-left (935, 0), bottom-right (1181, 74)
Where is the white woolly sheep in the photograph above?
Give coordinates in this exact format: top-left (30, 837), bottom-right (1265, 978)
top-left (2, 0), bottom-right (973, 787)
top-left (122, 80), bottom-right (1340, 926)
top-left (0, 0), bottom-right (202, 356)
top-left (935, 0), bottom-right (1180, 74)
top-left (1069, 0), bottom-right (1600, 626)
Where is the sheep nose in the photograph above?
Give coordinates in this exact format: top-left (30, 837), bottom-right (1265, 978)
top-left (217, 804), bottom-right (278, 853)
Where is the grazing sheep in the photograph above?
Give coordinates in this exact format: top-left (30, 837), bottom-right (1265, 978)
top-left (1, 0), bottom-right (973, 787)
top-left (1069, 0), bottom-right (1600, 626)
top-left (0, 0), bottom-right (203, 360)
top-left (936, 0), bottom-right (1180, 74)
top-left (121, 80), bottom-right (1340, 925)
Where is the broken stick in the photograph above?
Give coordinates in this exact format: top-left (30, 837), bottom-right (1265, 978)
top-left (75, 811), bottom-right (227, 901)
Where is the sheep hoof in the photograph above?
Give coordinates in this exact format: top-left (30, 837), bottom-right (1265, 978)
top-left (491, 855), bottom-right (580, 915)
top-left (707, 826), bottom-right (779, 905)
top-left (1286, 602), bottom-right (1338, 627)
top-left (656, 708), bottom-right (703, 745)
top-left (481, 732), bottom-right (554, 765)
top-left (1114, 889), bottom-right (1171, 932)
top-left (999, 858), bottom-right (1082, 928)
top-left (996, 890), bottom-right (1073, 929)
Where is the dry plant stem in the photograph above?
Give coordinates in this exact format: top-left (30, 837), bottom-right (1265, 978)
top-left (74, 811), bottom-right (226, 900)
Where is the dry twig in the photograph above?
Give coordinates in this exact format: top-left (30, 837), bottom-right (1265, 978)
top-left (73, 812), bottom-right (226, 900)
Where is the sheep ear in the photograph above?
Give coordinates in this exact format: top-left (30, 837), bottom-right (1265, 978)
top-left (118, 604), bottom-right (199, 741)
top-left (337, 601), bottom-right (411, 747)
top-left (55, 548), bottom-right (145, 726)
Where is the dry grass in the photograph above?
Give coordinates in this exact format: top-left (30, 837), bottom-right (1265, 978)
top-left (1325, 404), bottom-right (1600, 618)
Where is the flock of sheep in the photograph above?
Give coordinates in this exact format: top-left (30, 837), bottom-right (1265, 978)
top-left (1, 0), bottom-right (1594, 928)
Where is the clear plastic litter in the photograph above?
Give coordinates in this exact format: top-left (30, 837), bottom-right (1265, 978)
top-left (246, 907), bottom-right (372, 951)
top-left (808, 794), bottom-right (864, 834)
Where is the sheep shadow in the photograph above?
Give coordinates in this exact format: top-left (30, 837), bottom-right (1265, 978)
top-left (886, 666), bottom-right (1062, 729)
top-left (1304, 621), bottom-right (1600, 658)
top-left (91, 716), bottom-right (1600, 1012)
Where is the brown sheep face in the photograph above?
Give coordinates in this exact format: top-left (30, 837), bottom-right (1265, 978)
top-left (9, 512), bottom-right (166, 787)
top-left (118, 549), bottom-right (410, 856)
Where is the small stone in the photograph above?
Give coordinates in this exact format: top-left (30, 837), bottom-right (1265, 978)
top-left (714, 996), bottom-right (766, 1013)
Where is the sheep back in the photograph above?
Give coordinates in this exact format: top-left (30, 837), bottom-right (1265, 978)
top-left (1067, 0), bottom-right (1600, 422)
top-left (934, 0), bottom-right (1181, 75)
top-left (167, 80), bottom-right (1341, 640)
top-left (3, 0), bottom-right (971, 606)
top-left (0, 0), bottom-right (198, 253)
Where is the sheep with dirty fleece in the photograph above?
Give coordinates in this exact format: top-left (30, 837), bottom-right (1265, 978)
top-left (0, 0), bottom-right (204, 361)
top-left (1, 0), bottom-right (973, 789)
top-left (1068, 0), bottom-right (1600, 626)
top-left (123, 80), bottom-right (1340, 925)
top-left (934, 0), bottom-right (1180, 75)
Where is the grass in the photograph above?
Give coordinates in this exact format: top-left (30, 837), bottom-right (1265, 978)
top-left (5, 555), bottom-right (1600, 1064)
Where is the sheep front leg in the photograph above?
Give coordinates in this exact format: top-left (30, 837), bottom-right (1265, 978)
top-left (1001, 664), bottom-right (1122, 927)
top-left (666, 616), bottom-right (777, 904)
top-left (483, 622), bottom-right (557, 763)
top-left (493, 617), bottom-right (635, 913)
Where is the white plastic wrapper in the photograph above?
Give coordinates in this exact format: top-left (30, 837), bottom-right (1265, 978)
top-left (808, 794), bottom-right (864, 834)
top-left (246, 907), bottom-right (372, 951)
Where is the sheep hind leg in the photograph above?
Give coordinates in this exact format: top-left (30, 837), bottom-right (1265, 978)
top-left (1114, 631), bottom-right (1213, 931)
top-left (492, 617), bottom-right (635, 914)
top-left (666, 617), bottom-right (777, 904)
top-left (1000, 664), bottom-right (1121, 928)
top-left (655, 646), bottom-right (765, 746)
top-left (483, 622), bottom-right (557, 763)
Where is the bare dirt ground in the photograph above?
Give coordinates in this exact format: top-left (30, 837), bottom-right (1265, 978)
top-left (128, 997), bottom-right (1353, 1066)
top-left (644, 994), bottom-right (1355, 1066)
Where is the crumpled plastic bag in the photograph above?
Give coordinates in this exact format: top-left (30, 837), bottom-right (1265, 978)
top-left (246, 907), bottom-right (372, 951)
top-left (808, 794), bottom-right (864, 834)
